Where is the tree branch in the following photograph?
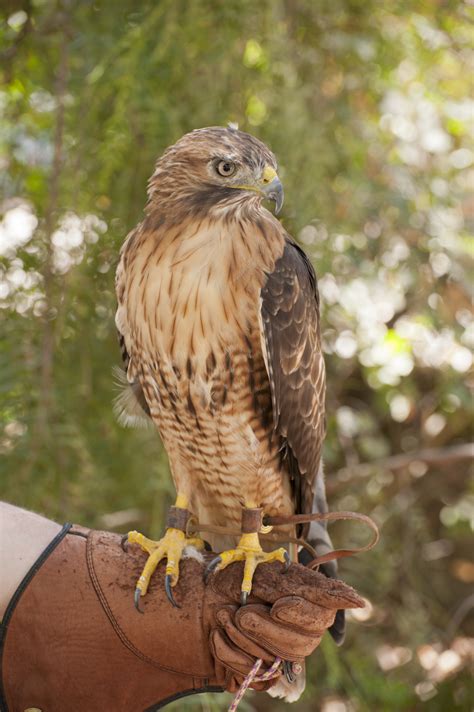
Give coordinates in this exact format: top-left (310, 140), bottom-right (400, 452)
top-left (332, 443), bottom-right (473, 482)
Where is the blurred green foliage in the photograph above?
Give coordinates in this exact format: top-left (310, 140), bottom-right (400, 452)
top-left (0, 1), bottom-right (473, 710)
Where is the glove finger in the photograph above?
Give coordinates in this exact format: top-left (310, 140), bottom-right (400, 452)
top-left (216, 606), bottom-right (275, 664)
top-left (210, 628), bottom-right (257, 677)
top-left (235, 604), bottom-right (320, 660)
top-left (211, 630), bottom-right (279, 693)
top-left (251, 562), bottom-right (365, 610)
top-left (271, 595), bottom-right (336, 633)
top-left (211, 561), bottom-right (364, 609)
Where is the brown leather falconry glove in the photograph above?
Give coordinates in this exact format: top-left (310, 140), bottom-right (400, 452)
top-left (1, 526), bottom-right (363, 712)
top-left (207, 559), bottom-right (364, 696)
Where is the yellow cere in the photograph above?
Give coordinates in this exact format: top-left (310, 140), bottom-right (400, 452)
top-left (262, 165), bottom-right (277, 184)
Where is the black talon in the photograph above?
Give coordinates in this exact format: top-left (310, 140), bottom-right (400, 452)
top-left (120, 534), bottom-right (129, 553)
top-left (283, 550), bottom-right (291, 572)
top-left (283, 660), bottom-right (296, 683)
top-left (134, 588), bottom-right (144, 614)
top-left (240, 591), bottom-right (248, 606)
top-left (165, 574), bottom-right (180, 608)
top-left (204, 556), bottom-right (222, 583)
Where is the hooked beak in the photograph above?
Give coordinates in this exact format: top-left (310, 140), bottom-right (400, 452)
top-left (262, 176), bottom-right (284, 215)
top-left (261, 166), bottom-right (284, 215)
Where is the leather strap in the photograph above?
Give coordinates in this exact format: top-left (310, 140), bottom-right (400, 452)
top-left (188, 510), bottom-right (379, 567)
top-left (241, 508), bottom-right (263, 533)
top-left (166, 506), bottom-right (192, 532)
top-left (265, 511), bottom-right (379, 569)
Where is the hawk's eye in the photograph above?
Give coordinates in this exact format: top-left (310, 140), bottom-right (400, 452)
top-left (216, 160), bottom-right (236, 177)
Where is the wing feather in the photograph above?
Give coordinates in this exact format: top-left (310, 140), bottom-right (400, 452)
top-left (260, 239), bottom-right (326, 523)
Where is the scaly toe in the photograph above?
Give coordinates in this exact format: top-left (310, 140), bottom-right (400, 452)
top-left (127, 530), bottom-right (160, 555)
top-left (128, 527), bottom-right (194, 606)
top-left (239, 545), bottom-right (288, 603)
top-left (210, 538), bottom-right (289, 604)
top-left (184, 537), bottom-right (206, 551)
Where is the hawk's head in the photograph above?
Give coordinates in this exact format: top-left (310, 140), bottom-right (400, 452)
top-left (147, 126), bottom-right (284, 219)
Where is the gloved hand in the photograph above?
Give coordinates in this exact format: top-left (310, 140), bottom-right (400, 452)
top-left (205, 559), bottom-right (364, 693)
top-left (3, 527), bottom-right (364, 712)
top-left (112, 530), bottom-right (364, 700)
top-left (122, 535), bottom-right (365, 700)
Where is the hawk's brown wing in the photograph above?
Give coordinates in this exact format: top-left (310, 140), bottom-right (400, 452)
top-left (260, 239), bottom-right (326, 525)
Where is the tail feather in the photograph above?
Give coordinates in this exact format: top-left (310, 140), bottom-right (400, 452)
top-left (299, 541), bottom-right (346, 645)
top-left (299, 467), bottom-right (346, 645)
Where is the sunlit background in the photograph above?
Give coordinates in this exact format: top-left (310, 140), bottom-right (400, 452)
top-left (1, 1), bottom-right (473, 710)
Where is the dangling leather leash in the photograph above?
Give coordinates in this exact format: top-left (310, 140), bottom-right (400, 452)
top-left (266, 510), bottom-right (379, 568)
top-left (187, 509), bottom-right (379, 568)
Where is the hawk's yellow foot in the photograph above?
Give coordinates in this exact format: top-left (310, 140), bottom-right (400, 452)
top-left (128, 525), bottom-right (204, 610)
top-left (206, 531), bottom-right (289, 605)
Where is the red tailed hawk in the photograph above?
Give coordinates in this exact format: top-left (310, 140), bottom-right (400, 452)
top-left (115, 127), bottom-right (341, 698)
